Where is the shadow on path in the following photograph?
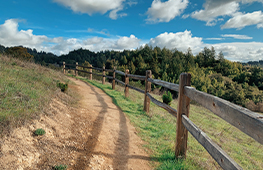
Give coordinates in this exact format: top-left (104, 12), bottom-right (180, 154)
top-left (73, 80), bottom-right (132, 170)
top-left (74, 83), bottom-right (109, 169)
top-left (112, 107), bottom-right (129, 169)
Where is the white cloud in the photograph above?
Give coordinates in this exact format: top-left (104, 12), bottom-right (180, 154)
top-left (146, 0), bottom-right (189, 23)
top-left (205, 38), bottom-right (225, 40)
top-left (111, 35), bottom-right (140, 50)
top-left (221, 11), bottom-right (263, 29)
top-left (191, 0), bottom-right (263, 27)
top-left (257, 23), bottom-right (263, 28)
top-left (48, 35), bottom-right (141, 55)
top-left (191, 1), bottom-right (239, 26)
top-left (149, 30), bottom-right (203, 52)
top-left (53, 0), bottom-right (127, 19)
top-left (1, 19), bottom-right (263, 62)
top-left (0, 19), bottom-right (141, 55)
top-left (241, 0), bottom-right (263, 3)
top-left (221, 34), bottom-right (253, 39)
top-left (147, 30), bottom-right (263, 62)
top-left (87, 28), bottom-right (110, 36)
top-left (210, 42), bottom-right (263, 62)
top-left (83, 37), bottom-right (104, 45)
top-left (0, 19), bottom-right (47, 48)
top-left (109, 6), bottom-right (127, 20)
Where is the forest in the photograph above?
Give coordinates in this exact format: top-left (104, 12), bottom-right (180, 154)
top-left (1, 44), bottom-right (263, 112)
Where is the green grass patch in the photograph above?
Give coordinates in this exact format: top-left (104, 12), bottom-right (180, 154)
top-left (57, 82), bottom-right (68, 92)
top-left (54, 164), bottom-right (67, 170)
top-left (34, 128), bottom-right (46, 136)
top-left (74, 75), bottom-right (263, 170)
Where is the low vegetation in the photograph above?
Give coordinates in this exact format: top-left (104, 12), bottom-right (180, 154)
top-left (162, 91), bottom-right (173, 105)
top-left (57, 82), bottom-right (68, 92)
top-left (34, 128), bottom-right (46, 136)
top-left (53, 164), bottom-right (67, 170)
top-left (0, 54), bottom-right (68, 135)
top-left (75, 75), bottom-right (263, 170)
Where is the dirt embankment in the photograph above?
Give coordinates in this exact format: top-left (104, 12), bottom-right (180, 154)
top-left (0, 78), bottom-right (151, 170)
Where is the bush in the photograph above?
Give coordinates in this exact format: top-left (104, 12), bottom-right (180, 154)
top-left (54, 165), bottom-right (67, 170)
top-left (57, 82), bottom-right (68, 92)
top-left (34, 128), bottom-right (46, 136)
top-left (162, 91), bottom-right (173, 105)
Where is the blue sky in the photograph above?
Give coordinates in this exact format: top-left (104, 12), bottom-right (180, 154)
top-left (0, 0), bottom-right (263, 62)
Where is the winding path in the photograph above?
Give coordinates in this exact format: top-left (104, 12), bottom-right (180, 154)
top-left (68, 77), bottom-right (151, 170)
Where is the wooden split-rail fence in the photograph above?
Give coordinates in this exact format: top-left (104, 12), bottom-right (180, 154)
top-left (63, 62), bottom-right (263, 170)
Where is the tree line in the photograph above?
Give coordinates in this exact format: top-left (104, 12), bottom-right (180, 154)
top-left (1, 44), bottom-right (263, 112)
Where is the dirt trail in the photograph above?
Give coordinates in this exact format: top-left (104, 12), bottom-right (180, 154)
top-left (0, 78), bottom-right (151, 170)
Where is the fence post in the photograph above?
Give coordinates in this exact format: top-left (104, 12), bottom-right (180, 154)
top-left (102, 66), bottom-right (105, 84)
top-left (75, 62), bottom-right (78, 77)
top-left (63, 62), bottom-right (65, 74)
top-left (125, 69), bottom-right (129, 98)
top-left (175, 73), bottom-right (191, 159)
top-left (112, 67), bottom-right (116, 90)
top-left (90, 65), bottom-right (92, 80)
top-left (144, 70), bottom-right (152, 113)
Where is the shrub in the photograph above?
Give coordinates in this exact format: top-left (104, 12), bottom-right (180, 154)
top-left (34, 128), bottom-right (46, 136)
top-left (54, 165), bottom-right (67, 170)
top-left (162, 91), bottom-right (173, 105)
top-left (57, 82), bottom-right (68, 92)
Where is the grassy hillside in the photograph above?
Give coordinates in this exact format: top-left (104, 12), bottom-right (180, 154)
top-left (75, 76), bottom-right (263, 170)
top-left (0, 55), bottom-right (69, 135)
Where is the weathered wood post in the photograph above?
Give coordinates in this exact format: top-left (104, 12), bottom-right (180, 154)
top-left (102, 66), bottom-right (105, 84)
top-left (63, 62), bottom-right (65, 74)
top-left (112, 67), bottom-right (116, 90)
top-left (125, 69), bottom-right (129, 98)
top-left (144, 70), bottom-right (152, 113)
top-left (89, 65), bottom-right (92, 80)
top-left (175, 73), bottom-right (191, 159)
top-left (75, 62), bottom-right (78, 77)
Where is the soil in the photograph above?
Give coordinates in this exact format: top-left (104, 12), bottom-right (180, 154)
top-left (0, 77), bottom-right (151, 170)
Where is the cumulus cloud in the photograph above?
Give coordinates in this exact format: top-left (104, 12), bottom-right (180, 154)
top-left (53, 0), bottom-right (127, 19)
top-left (111, 35), bottom-right (140, 50)
top-left (221, 34), bottom-right (253, 39)
top-left (191, 0), bottom-right (263, 27)
top-left (0, 19), bottom-right (48, 48)
top-left (0, 19), bottom-right (142, 55)
top-left (149, 30), bottom-right (203, 52)
top-left (146, 0), bottom-right (189, 23)
top-left (221, 11), bottom-right (263, 29)
top-left (83, 37), bottom-right (104, 45)
top-left (191, 0), bottom-right (239, 26)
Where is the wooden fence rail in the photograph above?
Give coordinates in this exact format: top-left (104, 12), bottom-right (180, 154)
top-left (63, 62), bottom-right (263, 170)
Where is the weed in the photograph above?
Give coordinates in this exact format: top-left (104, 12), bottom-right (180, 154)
top-left (34, 128), bottom-right (46, 136)
top-left (57, 82), bottom-right (68, 92)
top-left (54, 164), bottom-right (67, 170)
top-left (162, 91), bottom-right (173, 105)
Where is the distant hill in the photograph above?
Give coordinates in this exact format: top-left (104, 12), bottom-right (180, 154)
top-left (243, 60), bottom-right (263, 67)
top-left (1, 44), bottom-right (263, 112)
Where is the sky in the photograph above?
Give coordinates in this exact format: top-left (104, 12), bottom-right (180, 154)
top-left (0, 0), bottom-right (263, 62)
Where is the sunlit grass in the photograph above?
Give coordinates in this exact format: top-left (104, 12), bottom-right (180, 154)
top-left (0, 55), bottom-right (69, 135)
